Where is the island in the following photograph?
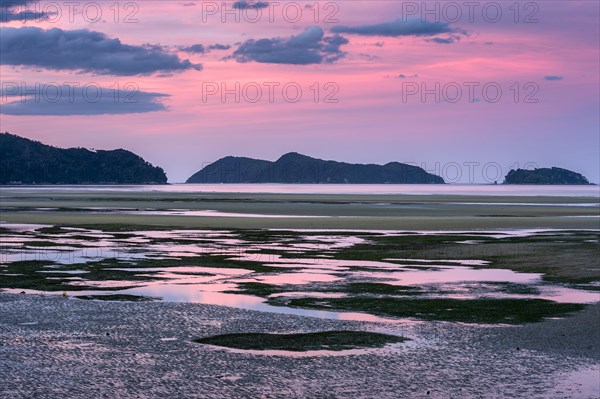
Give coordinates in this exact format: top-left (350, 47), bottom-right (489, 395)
top-left (187, 152), bottom-right (445, 184)
top-left (0, 132), bottom-right (167, 184)
top-left (504, 167), bottom-right (592, 185)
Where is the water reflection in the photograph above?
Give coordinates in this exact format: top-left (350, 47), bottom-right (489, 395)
top-left (2, 223), bottom-right (599, 322)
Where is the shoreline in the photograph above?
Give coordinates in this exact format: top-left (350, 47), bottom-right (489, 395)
top-left (1, 190), bottom-right (599, 230)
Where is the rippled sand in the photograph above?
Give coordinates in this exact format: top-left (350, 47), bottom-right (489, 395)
top-left (0, 294), bottom-right (598, 399)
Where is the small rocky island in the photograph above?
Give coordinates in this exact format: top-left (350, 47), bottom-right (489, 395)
top-left (187, 152), bottom-right (445, 184)
top-left (504, 167), bottom-right (592, 185)
top-left (0, 133), bottom-right (167, 184)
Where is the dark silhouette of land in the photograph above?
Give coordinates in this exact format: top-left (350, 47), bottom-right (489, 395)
top-left (2, 133), bottom-right (594, 186)
top-left (187, 152), bottom-right (445, 184)
top-left (0, 133), bottom-right (167, 184)
top-left (504, 167), bottom-right (591, 185)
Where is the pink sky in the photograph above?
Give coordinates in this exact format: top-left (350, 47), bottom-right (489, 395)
top-left (1, 1), bottom-right (598, 183)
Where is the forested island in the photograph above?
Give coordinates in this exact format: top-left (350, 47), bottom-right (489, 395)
top-left (187, 152), bottom-right (445, 184)
top-left (3, 133), bottom-right (594, 186)
top-left (0, 133), bottom-right (167, 184)
top-left (504, 167), bottom-right (592, 185)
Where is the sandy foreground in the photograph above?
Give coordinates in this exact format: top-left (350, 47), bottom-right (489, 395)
top-left (0, 294), bottom-right (598, 399)
top-left (1, 188), bottom-right (599, 398)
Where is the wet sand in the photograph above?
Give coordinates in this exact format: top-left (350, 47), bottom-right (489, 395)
top-left (1, 188), bottom-right (598, 397)
top-left (1, 189), bottom-right (598, 230)
top-left (0, 294), bottom-right (598, 399)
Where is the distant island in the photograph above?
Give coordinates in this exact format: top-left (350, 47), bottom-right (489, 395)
top-left (187, 152), bottom-right (445, 184)
top-left (504, 167), bottom-right (592, 185)
top-left (0, 133), bottom-right (167, 184)
top-left (3, 133), bottom-right (593, 186)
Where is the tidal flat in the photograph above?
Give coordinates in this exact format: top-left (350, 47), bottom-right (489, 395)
top-left (0, 186), bottom-right (599, 398)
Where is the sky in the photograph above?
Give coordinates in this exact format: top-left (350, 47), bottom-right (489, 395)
top-left (1, 0), bottom-right (599, 183)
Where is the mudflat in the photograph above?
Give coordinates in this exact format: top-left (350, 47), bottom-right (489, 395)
top-left (1, 189), bottom-right (598, 229)
top-left (0, 294), bottom-right (599, 399)
top-left (1, 187), bottom-right (598, 398)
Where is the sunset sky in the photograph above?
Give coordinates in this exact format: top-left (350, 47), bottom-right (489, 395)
top-left (1, 0), bottom-right (598, 183)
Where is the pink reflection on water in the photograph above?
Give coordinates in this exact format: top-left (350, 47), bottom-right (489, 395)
top-left (229, 254), bottom-right (404, 271)
top-left (537, 286), bottom-right (600, 304)
top-left (386, 258), bottom-right (490, 266)
top-left (117, 285), bottom-right (408, 323)
top-left (255, 272), bottom-right (343, 285)
top-left (126, 285), bottom-right (265, 306)
top-left (370, 268), bottom-right (541, 285)
top-left (105, 266), bottom-right (251, 276)
top-left (120, 209), bottom-right (325, 218)
top-left (269, 292), bottom-right (347, 299)
top-left (134, 273), bottom-right (221, 285)
top-left (134, 230), bottom-right (237, 239)
top-left (67, 280), bottom-right (148, 288)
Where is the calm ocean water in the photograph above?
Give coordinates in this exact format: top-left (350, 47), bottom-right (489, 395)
top-left (2, 184), bottom-right (599, 197)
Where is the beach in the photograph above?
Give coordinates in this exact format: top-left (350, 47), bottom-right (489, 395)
top-left (1, 293), bottom-right (598, 398)
top-left (1, 185), bottom-right (599, 398)
top-left (1, 187), bottom-right (598, 230)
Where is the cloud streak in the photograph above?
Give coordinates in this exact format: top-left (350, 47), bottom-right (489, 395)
top-left (426, 36), bottom-right (462, 44)
top-left (180, 43), bottom-right (232, 54)
top-left (0, 27), bottom-right (202, 76)
top-left (1, 84), bottom-right (169, 115)
top-left (180, 44), bottom-right (206, 54)
top-left (208, 43), bottom-right (231, 51)
top-left (232, 1), bottom-right (269, 10)
top-left (331, 18), bottom-right (464, 38)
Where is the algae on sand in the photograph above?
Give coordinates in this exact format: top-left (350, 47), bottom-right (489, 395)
top-left (279, 297), bottom-right (586, 324)
top-left (194, 330), bottom-right (407, 351)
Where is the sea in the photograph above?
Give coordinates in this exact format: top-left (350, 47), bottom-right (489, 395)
top-left (2, 183), bottom-right (599, 197)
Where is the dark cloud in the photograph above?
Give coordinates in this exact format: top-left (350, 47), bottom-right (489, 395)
top-left (331, 18), bottom-right (464, 38)
top-left (0, 0), bottom-right (32, 6)
top-left (180, 43), bottom-right (232, 53)
top-left (232, 1), bottom-right (269, 10)
top-left (544, 75), bottom-right (564, 81)
top-left (180, 44), bottom-right (206, 54)
top-left (208, 43), bottom-right (231, 51)
top-left (0, 84), bottom-right (169, 115)
top-left (426, 36), bottom-right (461, 44)
top-left (0, 0), bottom-right (52, 22)
top-left (395, 73), bottom-right (418, 79)
top-left (228, 27), bottom-right (348, 65)
top-left (0, 27), bottom-right (202, 76)
top-left (359, 53), bottom-right (379, 62)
